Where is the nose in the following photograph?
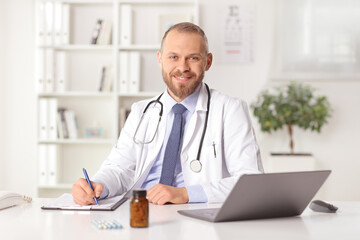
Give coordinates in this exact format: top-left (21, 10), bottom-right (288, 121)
top-left (177, 58), bottom-right (190, 73)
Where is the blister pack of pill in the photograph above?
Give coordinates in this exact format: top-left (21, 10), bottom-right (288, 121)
top-left (92, 219), bottom-right (123, 230)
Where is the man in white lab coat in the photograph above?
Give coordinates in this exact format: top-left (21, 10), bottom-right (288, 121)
top-left (72, 22), bottom-right (263, 205)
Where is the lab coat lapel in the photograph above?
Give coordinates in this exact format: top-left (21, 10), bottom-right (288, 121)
top-left (182, 84), bottom-right (208, 152)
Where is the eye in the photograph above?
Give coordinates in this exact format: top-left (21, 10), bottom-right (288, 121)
top-left (169, 56), bottom-right (178, 60)
top-left (190, 56), bottom-right (199, 61)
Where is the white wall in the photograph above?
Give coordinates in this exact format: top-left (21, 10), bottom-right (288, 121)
top-left (200, 0), bottom-right (360, 201)
top-left (0, 0), bottom-right (37, 196)
top-left (0, 0), bottom-right (5, 189)
top-left (1, 0), bottom-right (359, 200)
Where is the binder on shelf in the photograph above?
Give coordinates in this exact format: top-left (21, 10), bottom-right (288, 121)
top-left (120, 5), bottom-right (132, 45)
top-left (38, 145), bottom-right (48, 186)
top-left (37, 2), bottom-right (45, 46)
top-left (54, 2), bottom-right (63, 46)
top-left (48, 98), bottom-right (58, 140)
top-left (55, 51), bottom-right (68, 92)
top-left (129, 52), bottom-right (141, 93)
top-left (39, 99), bottom-right (48, 140)
top-left (45, 49), bottom-right (54, 92)
top-left (61, 4), bottom-right (70, 44)
top-left (47, 144), bottom-right (59, 185)
top-left (39, 98), bottom-right (58, 140)
top-left (96, 19), bottom-right (112, 45)
top-left (119, 52), bottom-right (129, 94)
top-left (37, 49), bottom-right (46, 93)
top-left (44, 1), bottom-right (54, 46)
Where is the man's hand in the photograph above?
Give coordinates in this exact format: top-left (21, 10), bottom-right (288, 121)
top-left (147, 184), bottom-right (189, 205)
top-left (72, 178), bottom-right (103, 205)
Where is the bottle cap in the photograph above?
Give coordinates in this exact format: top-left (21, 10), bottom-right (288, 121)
top-left (132, 189), bottom-right (147, 197)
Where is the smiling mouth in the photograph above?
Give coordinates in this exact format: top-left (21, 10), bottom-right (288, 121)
top-left (173, 76), bottom-right (192, 82)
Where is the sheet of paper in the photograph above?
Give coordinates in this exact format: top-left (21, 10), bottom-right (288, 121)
top-left (43, 193), bottom-right (125, 210)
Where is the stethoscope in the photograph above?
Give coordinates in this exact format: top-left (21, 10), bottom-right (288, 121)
top-left (133, 83), bottom-right (211, 173)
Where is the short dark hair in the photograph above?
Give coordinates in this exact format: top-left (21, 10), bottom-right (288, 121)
top-left (160, 22), bottom-right (209, 54)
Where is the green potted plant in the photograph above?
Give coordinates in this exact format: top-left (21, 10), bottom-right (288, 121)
top-left (251, 82), bottom-right (332, 156)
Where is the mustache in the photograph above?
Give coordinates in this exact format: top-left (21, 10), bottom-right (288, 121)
top-left (171, 71), bottom-right (194, 78)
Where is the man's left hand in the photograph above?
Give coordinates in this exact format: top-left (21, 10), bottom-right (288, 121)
top-left (147, 184), bottom-right (189, 205)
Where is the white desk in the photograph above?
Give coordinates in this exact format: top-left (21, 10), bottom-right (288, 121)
top-left (1, 199), bottom-right (359, 240)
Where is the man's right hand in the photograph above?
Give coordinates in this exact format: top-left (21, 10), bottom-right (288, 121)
top-left (72, 178), bottom-right (103, 205)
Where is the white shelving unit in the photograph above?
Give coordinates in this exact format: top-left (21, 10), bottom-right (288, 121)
top-left (35, 0), bottom-right (199, 197)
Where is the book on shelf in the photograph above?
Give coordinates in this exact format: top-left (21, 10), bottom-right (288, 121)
top-left (91, 19), bottom-right (103, 44)
top-left (91, 19), bottom-right (113, 45)
top-left (98, 65), bottom-right (113, 92)
top-left (57, 108), bottom-right (68, 139)
top-left (57, 108), bottom-right (78, 139)
top-left (119, 107), bottom-right (131, 129)
top-left (38, 144), bottom-right (59, 186)
top-left (96, 19), bottom-right (112, 45)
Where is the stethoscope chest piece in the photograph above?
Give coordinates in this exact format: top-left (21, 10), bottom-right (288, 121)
top-left (190, 160), bottom-right (202, 173)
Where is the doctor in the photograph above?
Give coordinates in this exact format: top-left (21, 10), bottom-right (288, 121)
top-left (72, 22), bottom-right (263, 205)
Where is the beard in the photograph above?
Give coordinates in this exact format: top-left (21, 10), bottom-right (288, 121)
top-left (162, 69), bottom-right (205, 101)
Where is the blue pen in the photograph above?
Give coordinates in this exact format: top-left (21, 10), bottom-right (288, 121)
top-left (83, 168), bottom-right (99, 205)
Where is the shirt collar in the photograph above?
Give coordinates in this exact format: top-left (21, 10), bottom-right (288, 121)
top-left (163, 83), bottom-right (202, 115)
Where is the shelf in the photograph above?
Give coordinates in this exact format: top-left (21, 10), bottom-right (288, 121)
top-left (38, 92), bottom-right (113, 97)
top-left (38, 139), bottom-right (114, 144)
top-left (54, 44), bottom-right (114, 51)
top-left (119, 91), bottom-right (161, 97)
top-left (38, 184), bottom-right (72, 189)
top-left (60, 0), bottom-right (113, 5)
top-left (118, 0), bottom-right (195, 5)
top-left (118, 45), bottom-right (160, 51)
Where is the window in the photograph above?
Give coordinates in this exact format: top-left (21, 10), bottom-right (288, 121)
top-left (273, 0), bottom-right (360, 80)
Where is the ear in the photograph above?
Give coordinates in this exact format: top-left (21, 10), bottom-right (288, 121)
top-left (156, 50), bottom-right (162, 68)
top-left (205, 53), bottom-right (213, 71)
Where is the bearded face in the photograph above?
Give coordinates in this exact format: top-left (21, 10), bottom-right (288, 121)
top-left (157, 31), bottom-right (212, 102)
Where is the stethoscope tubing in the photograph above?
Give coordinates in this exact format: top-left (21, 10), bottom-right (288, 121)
top-left (134, 83), bottom-right (211, 170)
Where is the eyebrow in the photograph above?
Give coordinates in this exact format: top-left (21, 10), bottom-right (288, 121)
top-left (166, 52), bottom-right (203, 57)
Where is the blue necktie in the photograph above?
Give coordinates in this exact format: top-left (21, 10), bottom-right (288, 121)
top-left (159, 104), bottom-right (187, 186)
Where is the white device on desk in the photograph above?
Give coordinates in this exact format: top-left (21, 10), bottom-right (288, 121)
top-left (0, 191), bottom-right (32, 210)
top-left (178, 170), bottom-right (331, 222)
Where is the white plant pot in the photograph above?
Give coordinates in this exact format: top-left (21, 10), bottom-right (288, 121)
top-left (266, 154), bottom-right (316, 173)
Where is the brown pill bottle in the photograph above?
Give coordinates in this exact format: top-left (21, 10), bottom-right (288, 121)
top-left (130, 189), bottom-right (149, 228)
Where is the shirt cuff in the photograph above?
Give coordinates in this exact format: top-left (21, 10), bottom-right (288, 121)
top-left (186, 185), bottom-right (208, 203)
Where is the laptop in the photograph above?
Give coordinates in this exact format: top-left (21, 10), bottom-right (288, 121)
top-left (178, 170), bottom-right (331, 222)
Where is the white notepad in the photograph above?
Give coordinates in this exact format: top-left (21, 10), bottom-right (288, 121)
top-left (41, 193), bottom-right (129, 211)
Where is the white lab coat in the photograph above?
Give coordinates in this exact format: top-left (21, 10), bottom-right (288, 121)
top-left (93, 84), bottom-right (263, 203)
